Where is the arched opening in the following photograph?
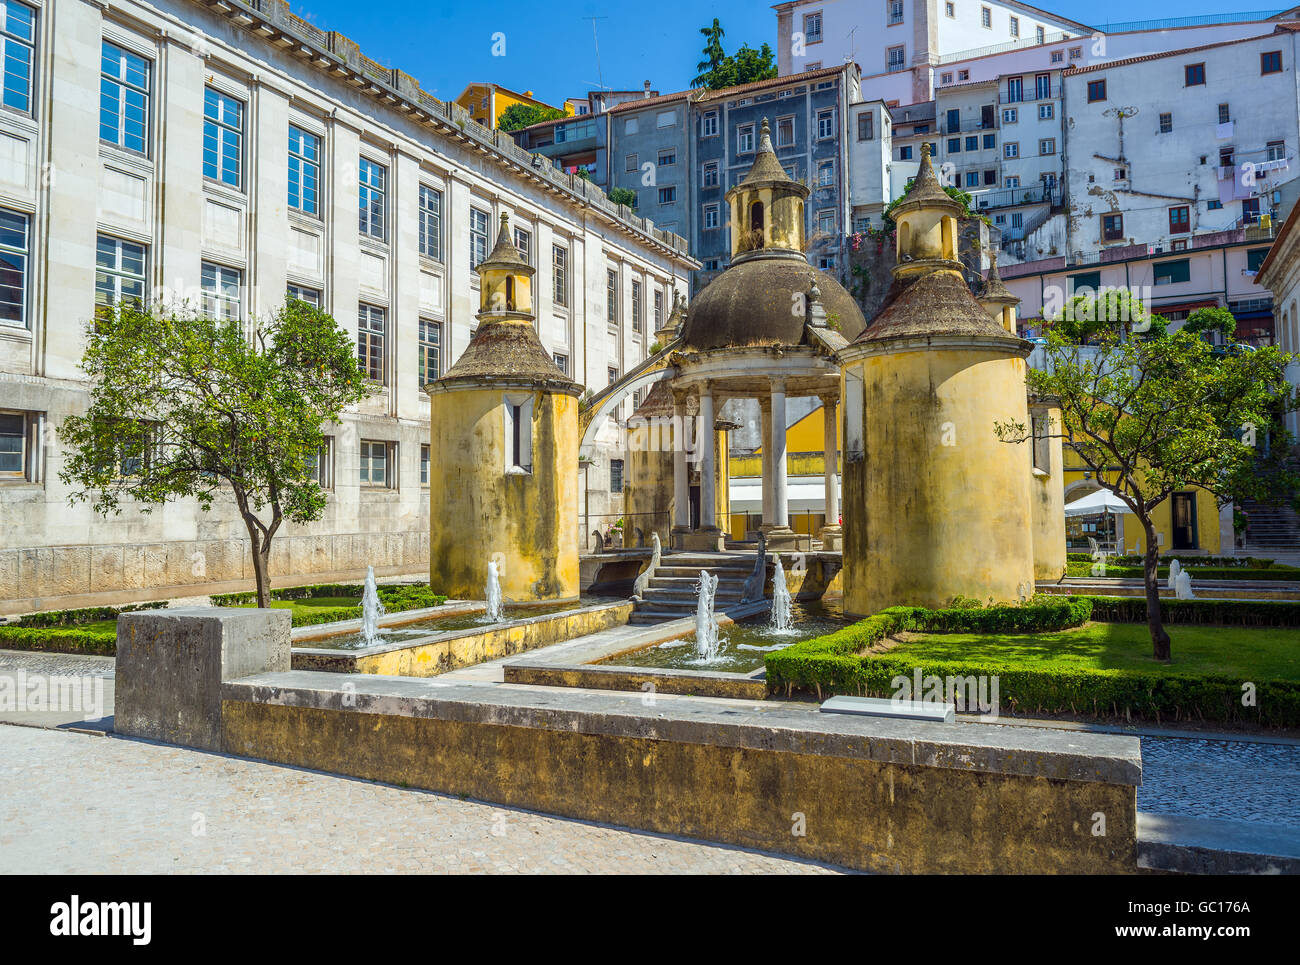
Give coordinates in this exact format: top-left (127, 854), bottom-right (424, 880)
top-left (898, 221), bottom-right (911, 258)
top-left (505, 276), bottom-right (516, 311)
top-left (749, 200), bottom-right (765, 249)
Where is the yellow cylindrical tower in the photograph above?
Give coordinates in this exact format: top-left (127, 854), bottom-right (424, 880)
top-left (1028, 396), bottom-right (1067, 582)
top-left (837, 145), bottom-right (1036, 615)
top-left (426, 214), bottom-right (581, 602)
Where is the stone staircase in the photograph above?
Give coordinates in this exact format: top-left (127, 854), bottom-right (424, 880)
top-left (629, 552), bottom-right (763, 625)
top-left (1239, 500), bottom-right (1300, 564)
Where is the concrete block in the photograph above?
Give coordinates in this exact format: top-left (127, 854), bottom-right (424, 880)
top-left (115, 607), bottom-right (291, 751)
top-left (821, 695), bottom-right (955, 723)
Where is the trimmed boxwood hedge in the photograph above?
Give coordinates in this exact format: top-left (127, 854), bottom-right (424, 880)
top-left (210, 582), bottom-right (446, 627)
top-left (1065, 562), bottom-right (1299, 581)
top-left (1085, 595), bottom-right (1300, 627)
top-left (764, 596), bottom-right (1300, 726)
top-left (14, 602), bottom-right (165, 628)
top-left (1066, 553), bottom-right (1277, 568)
top-left (0, 626), bottom-right (116, 656)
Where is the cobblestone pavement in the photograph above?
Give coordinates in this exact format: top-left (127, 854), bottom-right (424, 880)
top-left (0, 650), bottom-right (114, 678)
top-left (1138, 736), bottom-right (1300, 829)
top-left (0, 725), bottom-right (845, 874)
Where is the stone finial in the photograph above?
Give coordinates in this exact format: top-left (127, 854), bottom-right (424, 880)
top-left (807, 283), bottom-right (828, 328)
top-left (758, 117), bottom-right (773, 152)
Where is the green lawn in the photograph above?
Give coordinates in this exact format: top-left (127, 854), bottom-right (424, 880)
top-left (261, 597), bottom-right (359, 614)
top-left (894, 621), bottom-right (1300, 681)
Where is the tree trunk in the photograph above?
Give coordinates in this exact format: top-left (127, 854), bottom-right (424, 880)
top-left (247, 529), bottom-right (271, 609)
top-left (1142, 517), bottom-right (1171, 661)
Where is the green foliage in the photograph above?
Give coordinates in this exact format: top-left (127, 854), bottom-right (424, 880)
top-left (0, 625), bottom-right (117, 656)
top-left (998, 321), bottom-right (1299, 658)
top-left (608, 187), bottom-right (638, 209)
top-left (692, 19), bottom-right (777, 89)
top-left (764, 598), bottom-right (1300, 725)
top-left (14, 602), bottom-right (165, 628)
top-left (1065, 553), bottom-right (1277, 568)
top-left (1050, 289), bottom-right (1162, 342)
top-left (1084, 595), bottom-right (1300, 627)
top-left (496, 102), bottom-right (565, 132)
top-left (574, 168), bottom-right (592, 182)
top-left (883, 180), bottom-right (976, 227)
top-left (58, 299), bottom-right (370, 607)
top-left (1065, 561), bottom-right (1298, 580)
top-left (1183, 305), bottom-right (1237, 341)
top-left (211, 582), bottom-right (446, 626)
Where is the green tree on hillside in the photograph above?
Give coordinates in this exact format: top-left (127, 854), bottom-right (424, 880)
top-left (497, 102), bottom-right (565, 132)
top-left (692, 21), bottom-right (778, 89)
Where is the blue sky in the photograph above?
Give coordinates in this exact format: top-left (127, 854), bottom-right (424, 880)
top-left (288, 1), bottom-right (1284, 107)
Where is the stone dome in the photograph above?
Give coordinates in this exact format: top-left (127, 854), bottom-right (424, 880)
top-left (679, 252), bottom-right (867, 351)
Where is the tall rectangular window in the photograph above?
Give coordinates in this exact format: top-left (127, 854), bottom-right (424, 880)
top-left (357, 303), bottom-right (386, 382)
top-left (287, 125), bottom-right (320, 215)
top-left (0, 410), bottom-right (29, 478)
top-left (776, 115), bottom-right (794, 147)
top-left (701, 111), bottom-right (718, 137)
top-left (418, 318), bottom-right (442, 385)
top-left (887, 46), bottom-right (905, 71)
top-left (100, 41), bottom-right (151, 154)
top-left (1, 1), bottom-right (35, 114)
top-left (0, 207), bottom-right (28, 327)
top-left (889, 1), bottom-right (904, 25)
top-left (817, 108), bottom-right (834, 139)
top-left (513, 225), bottom-right (532, 264)
top-left (858, 111), bottom-right (874, 140)
top-left (1035, 73), bottom-right (1050, 99)
top-left (803, 12), bottom-right (822, 42)
top-left (606, 268), bottom-right (618, 327)
top-left (200, 262), bottom-right (240, 322)
top-left (469, 208), bottom-right (489, 268)
top-left (359, 439), bottom-right (391, 487)
top-left (552, 245), bottom-right (568, 306)
top-left (418, 185), bottom-right (442, 260)
top-left (202, 87), bottom-right (243, 188)
top-left (653, 288), bottom-right (664, 330)
top-left (420, 444), bottom-right (430, 486)
top-left (358, 157), bottom-right (386, 240)
top-left (631, 279), bottom-right (642, 333)
top-left (1168, 205), bottom-right (1190, 234)
top-left (703, 161), bottom-right (719, 187)
top-left (94, 236), bottom-right (146, 312)
top-left (1102, 213), bottom-right (1123, 241)
top-left (737, 123), bottom-right (755, 153)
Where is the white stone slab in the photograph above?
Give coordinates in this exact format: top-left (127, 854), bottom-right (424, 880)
top-left (819, 695), bottom-right (955, 723)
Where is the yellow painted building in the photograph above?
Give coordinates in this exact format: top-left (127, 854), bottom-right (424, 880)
top-left (455, 83), bottom-right (568, 130)
top-left (1061, 449), bottom-right (1224, 556)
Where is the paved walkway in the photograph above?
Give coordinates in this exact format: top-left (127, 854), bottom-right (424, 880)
top-left (0, 725), bottom-right (844, 874)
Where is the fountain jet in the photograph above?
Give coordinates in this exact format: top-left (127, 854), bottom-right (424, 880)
top-left (769, 555), bottom-right (794, 632)
top-left (485, 560), bottom-right (505, 622)
top-left (360, 566), bottom-right (385, 647)
top-left (694, 569), bottom-right (721, 662)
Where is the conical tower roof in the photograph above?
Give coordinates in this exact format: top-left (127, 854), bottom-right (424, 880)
top-left (891, 143), bottom-right (963, 217)
top-left (477, 212), bottom-right (533, 274)
top-left (734, 118), bottom-right (809, 197)
top-left (977, 252), bottom-right (1019, 306)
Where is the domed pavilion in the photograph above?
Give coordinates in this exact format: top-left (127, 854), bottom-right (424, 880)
top-left (669, 119), bottom-right (866, 551)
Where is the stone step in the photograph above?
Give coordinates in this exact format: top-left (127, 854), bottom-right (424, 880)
top-left (648, 575), bottom-right (747, 589)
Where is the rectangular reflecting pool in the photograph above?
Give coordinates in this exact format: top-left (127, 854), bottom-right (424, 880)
top-left (601, 600), bottom-right (848, 673)
top-left (299, 599), bottom-right (604, 650)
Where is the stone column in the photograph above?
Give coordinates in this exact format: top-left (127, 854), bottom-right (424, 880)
top-left (671, 389), bottom-right (691, 547)
top-left (769, 377), bottom-right (796, 548)
top-left (820, 394), bottom-right (842, 551)
top-left (759, 397), bottom-right (773, 535)
top-left (698, 383), bottom-right (718, 533)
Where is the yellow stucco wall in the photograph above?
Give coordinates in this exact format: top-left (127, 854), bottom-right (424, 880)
top-left (1030, 402), bottom-right (1067, 581)
top-left (428, 387), bottom-right (578, 600)
top-left (843, 349), bottom-right (1035, 615)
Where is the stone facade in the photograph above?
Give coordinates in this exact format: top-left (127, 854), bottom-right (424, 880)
top-left (0, 0), bottom-right (694, 614)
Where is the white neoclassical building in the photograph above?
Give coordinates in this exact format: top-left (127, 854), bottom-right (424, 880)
top-left (0, 0), bottom-right (695, 614)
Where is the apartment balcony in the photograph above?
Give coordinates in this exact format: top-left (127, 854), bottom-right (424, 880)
top-left (999, 86), bottom-right (1061, 105)
top-left (971, 184), bottom-right (1060, 211)
top-left (938, 119), bottom-right (998, 135)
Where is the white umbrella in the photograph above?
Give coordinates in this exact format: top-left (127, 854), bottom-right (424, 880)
top-left (1064, 489), bottom-right (1134, 516)
top-left (1066, 488), bottom-right (1134, 555)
